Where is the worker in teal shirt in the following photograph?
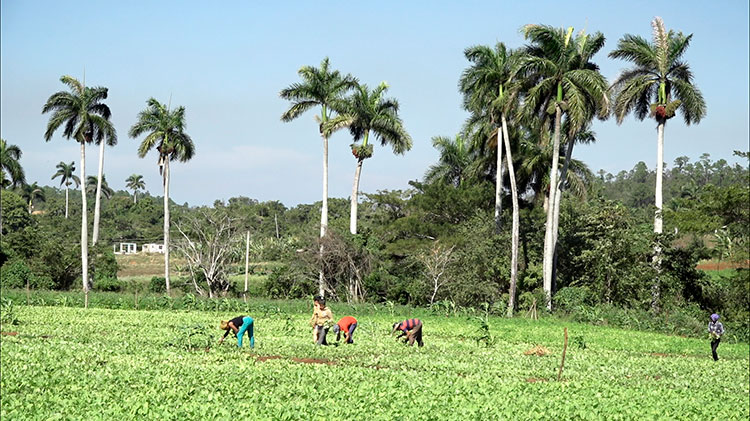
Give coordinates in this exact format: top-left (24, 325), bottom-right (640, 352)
top-left (219, 316), bottom-right (254, 348)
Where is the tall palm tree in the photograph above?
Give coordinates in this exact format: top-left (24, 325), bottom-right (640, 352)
top-left (280, 57), bottom-right (357, 298)
top-left (423, 134), bottom-right (472, 187)
top-left (1, 138), bottom-right (26, 189)
top-left (20, 182), bottom-right (45, 214)
top-left (609, 17), bottom-right (706, 308)
top-left (125, 174), bottom-right (146, 204)
top-left (43, 75), bottom-right (116, 307)
top-left (519, 25), bottom-right (609, 308)
top-left (324, 82), bottom-right (412, 235)
top-left (460, 42), bottom-right (523, 316)
top-left (51, 161), bottom-right (80, 218)
top-left (129, 97), bottom-right (195, 295)
top-left (86, 175), bottom-right (114, 199)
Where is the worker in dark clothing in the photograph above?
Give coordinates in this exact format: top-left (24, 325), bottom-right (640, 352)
top-left (219, 315), bottom-right (254, 348)
top-left (708, 313), bottom-right (725, 361)
top-left (391, 318), bottom-right (423, 347)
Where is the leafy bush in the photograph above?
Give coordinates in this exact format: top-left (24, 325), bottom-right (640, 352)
top-left (149, 276), bottom-right (166, 293)
top-left (0, 259), bottom-right (33, 289)
top-left (554, 286), bottom-right (597, 311)
top-left (263, 265), bottom-right (315, 299)
top-left (0, 297), bottom-right (19, 325)
top-left (167, 324), bottom-right (214, 351)
top-left (90, 245), bottom-right (119, 281)
top-left (95, 277), bottom-right (123, 292)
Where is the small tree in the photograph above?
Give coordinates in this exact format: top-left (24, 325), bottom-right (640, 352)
top-left (174, 209), bottom-right (241, 298)
top-left (416, 243), bottom-right (456, 306)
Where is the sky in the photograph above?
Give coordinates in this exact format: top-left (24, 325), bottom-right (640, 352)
top-left (2, 1), bottom-right (748, 207)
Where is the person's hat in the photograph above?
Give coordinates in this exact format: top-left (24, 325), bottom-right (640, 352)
top-left (332, 325), bottom-right (340, 334)
top-left (220, 320), bottom-right (228, 330)
top-left (710, 313), bottom-right (720, 322)
top-left (391, 322), bottom-right (400, 334)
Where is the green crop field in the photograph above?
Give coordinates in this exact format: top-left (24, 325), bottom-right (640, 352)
top-left (1, 304), bottom-right (748, 420)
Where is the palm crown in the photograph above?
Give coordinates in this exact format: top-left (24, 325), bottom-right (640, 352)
top-left (1, 138), bottom-right (26, 188)
top-left (126, 174), bottom-right (145, 192)
top-left (129, 98), bottom-right (195, 171)
top-left (609, 17), bottom-right (706, 125)
top-left (52, 161), bottom-right (80, 188)
top-left (280, 57), bottom-right (357, 127)
top-left (86, 175), bottom-right (114, 199)
top-left (42, 75), bottom-right (117, 145)
top-left (325, 82), bottom-right (412, 160)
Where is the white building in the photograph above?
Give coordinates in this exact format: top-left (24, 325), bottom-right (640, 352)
top-left (142, 243), bottom-right (165, 253)
top-left (113, 243), bottom-right (138, 255)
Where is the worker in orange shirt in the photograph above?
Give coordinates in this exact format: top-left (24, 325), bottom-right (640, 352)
top-left (332, 316), bottom-right (358, 344)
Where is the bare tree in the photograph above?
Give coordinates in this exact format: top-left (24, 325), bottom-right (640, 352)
top-left (174, 209), bottom-right (241, 298)
top-left (312, 231), bottom-right (372, 303)
top-left (417, 243), bottom-right (456, 306)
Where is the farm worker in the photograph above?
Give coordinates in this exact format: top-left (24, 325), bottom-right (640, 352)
top-left (332, 316), bottom-right (358, 344)
top-left (708, 313), bottom-right (725, 361)
top-left (219, 316), bottom-right (254, 348)
top-left (391, 318), bottom-right (423, 347)
top-left (311, 296), bottom-right (321, 343)
top-left (310, 297), bottom-right (333, 345)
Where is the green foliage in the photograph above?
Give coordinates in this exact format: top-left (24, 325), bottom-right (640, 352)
top-left (263, 265), bottom-right (315, 299)
top-left (553, 286), bottom-right (597, 311)
top-left (0, 259), bottom-right (33, 289)
top-left (0, 298), bottom-right (19, 325)
top-left (90, 245), bottom-right (119, 282)
top-left (149, 276), bottom-right (166, 293)
top-left (95, 277), bottom-right (123, 292)
top-left (167, 324), bottom-right (214, 351)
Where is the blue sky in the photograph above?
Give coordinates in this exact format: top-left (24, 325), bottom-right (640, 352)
top-left (2, 1), bottom-right (748, 206)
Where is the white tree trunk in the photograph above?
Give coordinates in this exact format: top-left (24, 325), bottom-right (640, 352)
top-left (551, 137), bottom-right (575, 292)
top-left (494, 126), bottom-right (504, 233)
top-left (244, 230), bottom-right (250, 300)
top-left (319, 134), bottom-right (329, 298)
top-left (80, 142), bottom-right (89, 307)
top-left (542, 105), bottom-right (562, 310)
top-left (92, 139), bottom-right (105, 245)
top-left (350, 160), bottom-right (363, 235)
top-left (65, 185), bottom-right (69, 219)
top-left (133, 190), bottom-right (137, 204)
top-left (502, 115), bottom-right (519, 317)
top-left (163, 158), bottom-right (171, 295)
top-left (654, 122), bottom-right (664, 235)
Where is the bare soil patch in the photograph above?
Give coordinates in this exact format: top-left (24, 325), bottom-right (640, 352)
top-left (1, 331), bottom-right (18, 336)
top-left (256, 355), bottom-right (284, 362)
top-left (291, 357), bottom-right (335, 365)
top-left (526, 378), bottom-right (548, 383)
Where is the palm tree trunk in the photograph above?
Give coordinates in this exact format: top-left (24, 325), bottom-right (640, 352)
top-left (494, 126), bottom-right (504, 233)
top-left (80, 142), bottom-right (89, 308)
top-left (502, 115), bottom-right (519, 317)
top-left (542, 105), bottom-right (562, 310)
top-left (319, 134), bottom-right (329, 298)
top-left (65, 185), bottom-right (69, 219)
top-left (92, 140), bottom-right (105, 245)
top-left (133, 190), bottom-right (137, 204)
top-left (652, 121), bottom-right (665, 310)
top-left (350, 159), bottom-right (364, 235)
top-left (163, 157), bottom-right (171, 295)
top-left (551, 137), bottom-right (575, 292)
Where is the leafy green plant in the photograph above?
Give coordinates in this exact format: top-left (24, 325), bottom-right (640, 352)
top-left (0, 298), bottom-right (19, 325)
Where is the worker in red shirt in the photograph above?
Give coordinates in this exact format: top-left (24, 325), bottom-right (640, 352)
top-left (391, 318), bottom-right (423, 347)
top-left (332, 316), bottom-right (358, 344)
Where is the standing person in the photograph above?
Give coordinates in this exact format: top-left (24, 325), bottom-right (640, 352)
top-left (310, 297), bottom-right (333, 345)
top-left (332, 316), bottom-right (358, 344)
top-left (392, 318), bottom-right (423, 347)
top-left (219, 315), bottom-right (254, 348)
top-left (708, 313), bottom-right (725, 361)
top-left (311, 296), bottom-right (321, 343)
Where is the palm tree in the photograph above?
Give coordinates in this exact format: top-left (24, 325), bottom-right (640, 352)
top-left (280, 57), bottom-right (357, 298)
top-left (324, 82), bottom-right (412, 235)
top-left (1, 138), bottom-right (26, 189)
top-left (86, 175), bottom-right (114, 199)
top-left (609, 17), bottom-right (706, 308)
top-left (460, 42), bottom-right (522, 316)
top-left (51, 161), bottom-right (80, 218)
top-left (20, 182), bottom-right (45, 214)
top-left (424, 134), bottom-right (472, 187)
top-left (519, 25), bottom-right (609, 308)
top-left (125, 174), bottom-right (146, 204)
top-left (129, 97), bottom-right (195, 295)
top-left (43, 75), bottom-right (116, 307)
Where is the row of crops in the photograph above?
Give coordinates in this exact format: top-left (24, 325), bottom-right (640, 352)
top-left (1, 305), bottom-right (748, 419)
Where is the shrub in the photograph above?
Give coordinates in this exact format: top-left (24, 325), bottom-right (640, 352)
top-left (149, 276), bottom-right (166, 293)
top-left (0, 259), bottom-right (33, 289)
top-left (95, 277), bottom-right (123, 292)
top-left (554, 286), bottom-right (597, 311)
top-left (263, 265), bottom-right (315, 299)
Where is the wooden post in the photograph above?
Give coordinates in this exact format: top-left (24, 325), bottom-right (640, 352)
top-left (26, 279), bottom-right (30, 305)
top-left (134, 289), bottom-right (139, 310)
top-left (244, 231), bottom-right (250, 303)
top-left (557, 327), bottom-right (568, 381)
